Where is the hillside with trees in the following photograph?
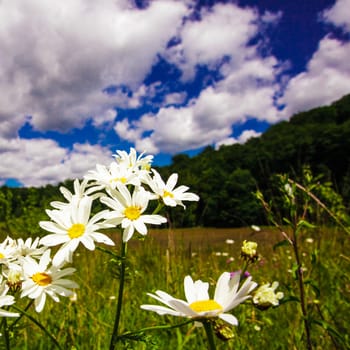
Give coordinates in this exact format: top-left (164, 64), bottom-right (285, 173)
top-left (1, 94), bottom-right (350, 235)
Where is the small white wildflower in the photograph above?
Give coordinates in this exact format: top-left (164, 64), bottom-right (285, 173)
top-left (253, 281), bottom-right (284, 309)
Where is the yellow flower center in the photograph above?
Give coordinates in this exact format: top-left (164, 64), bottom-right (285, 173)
top-left (163, 190), bottom-right (174, 198)
top-left (0, 253), bottom-right (4, 259)
top-left (68, 223), bottom-right (86, 239)
top-left (189, 300), bottom-right (223, 313)
top-left (32, 272), bottom-right (52, 286)
top-left (110, 177), bottom-right (127, 184)
top-left (124, 206), bottom-right (141, 220)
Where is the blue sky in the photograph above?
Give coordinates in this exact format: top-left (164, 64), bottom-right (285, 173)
top-left (1, 0), bottom-right (350, 187)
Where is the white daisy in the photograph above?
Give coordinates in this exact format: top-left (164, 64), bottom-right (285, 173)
top-left (141, 272), bottom-right (257, 326)
top-left (0, 236), bottom-right (17, 267)
top-left (113, 148), bottom-right (153, 172)
top-left (147, 169), bottom-right (199, 208)
top-left (13, 237), bottom-right (47, 262)
top-left (0, 276), bottom-right (19, 317)
top-left (84, 162), bottom-right (141, 191)
top-left (101, 183), bottom-right (167, 242)
top-left (39, 195), bottom-right (114, 266)
top-left (50, 178), bottom-right (97, 210)
top-left (21, 250), bottom-right (78, 312)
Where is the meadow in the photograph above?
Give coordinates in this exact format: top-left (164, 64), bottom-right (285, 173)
top-left (10, 226), bottom-right (349, 350)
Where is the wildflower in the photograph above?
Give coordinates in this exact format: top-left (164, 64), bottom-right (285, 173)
top-left (21, 250), bottom-right (78, 312)
top-left (5, 268), bottom-right (23, 292)
top-left (0, 236), bottom-right (17, 267)
top-left (251, 225), bottom-right (261, 232)
top-left (50, 178), bottom-right (97, 210)
top-left (253, 281), bottom-right (284, 310)
top-left (101, 183), bottom-right (167, 242)
top-left (39, 195), bottom-right (114, 266)
top-left (113, 148), bottom-right (153, 172)
top-left (0, 276), bottom-right (19, 317)
top-left (225, 239), bottom-right (234, 244)
top-left (84, 162), bottom-right (141, 191)
top-left (241, 240), bottom-right (259, 263)
top-left (141, 272), bottom-right (257, 326)
top-left (13, 237), bottom-right (47, 263)
top-left (146, 169), bottom-right (199, 208)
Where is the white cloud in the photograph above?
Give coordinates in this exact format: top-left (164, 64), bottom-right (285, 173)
top-left (0, 0), bottom-right (188, 136)
top-left (215, 129), bottom-right (262, 149)
top-left (0, 138), bottom-right (113, 187)
top-left (115, 82), bottom-right (278, 154)
top-left (279, 37), bottom-right (350, 117)
top-left (165, 3), bottom-right (259, 80)
top-left (279, 0), bottom-right (350, 118)
top-left (114, 2), bottom-right (281, 154)
top-left (3, 0), bottom-right (349, 187)
top-left (322, 0), bottom-right (350, 33)
top-left (164, 92), bottom-right (187, 106)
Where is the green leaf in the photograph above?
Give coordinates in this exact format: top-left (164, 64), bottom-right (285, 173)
top-left (296, 219), bottom-right (316, 230)
top-left (312, 319), bottom-right (347, 346)
top-left (304, 279), bottom-right (320, 298)
top-left (273, 239), bottom-right (291, 251)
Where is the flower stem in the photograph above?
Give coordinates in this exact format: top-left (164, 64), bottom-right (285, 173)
top-left (291, 234), bottom-right (312, 350)
top-left (115, 319), bottom-right (194, 342)
top-left (1, 317), bottom-right (10, 350)
top-left (11, 304), bottom-right (62, 350)
top-left (109, 240), bottom-right (127, 350)
top-left (203, 321), bottom-right (216, 350)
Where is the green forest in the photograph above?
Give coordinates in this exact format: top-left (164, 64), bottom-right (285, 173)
top-left (1, 93), bottom-right (350, 236)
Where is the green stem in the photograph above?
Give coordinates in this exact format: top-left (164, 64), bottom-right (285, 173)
top-left (11, 304), bottom-right (62, 350)
top-left (153, 202), bottom-right (164, 215)
top-left (203, 320), bottom-right (216, 350)
top-left (109, 240), bottom-right (127, 350)
top-left (115, 319), bottom-right (194, 341)
top-left (1, 317), bottom-right (10, 350)
top-left (292, 230), bottom-right (312, 350)
top-left (9, 300), bottom-right (34, 330)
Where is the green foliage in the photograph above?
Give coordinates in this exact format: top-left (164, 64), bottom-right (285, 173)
top-left (4, 226), bottom-right (349, 349)
top-left (1, 94), bottom-right (350, 231)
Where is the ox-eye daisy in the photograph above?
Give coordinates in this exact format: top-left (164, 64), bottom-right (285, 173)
top-left (141, 272), bottom-right (257, 326)
top-left (39, 195), bottom-right (114, 266)
top-left (85, 162), bottom-right (141, 191)
top-left (0, 276), bottom-right (19, 317)
top-left (101, 183), bottom-right (167, 242)
top-left (21, 250), bottom-right (78, 312)
top-left (147, 169), bottom-right (199, 208)
top-left (113, 147), bottom-right (153, 172)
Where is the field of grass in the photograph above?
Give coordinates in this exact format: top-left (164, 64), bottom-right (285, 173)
top-left (8, 226), bottom-right (350, 350)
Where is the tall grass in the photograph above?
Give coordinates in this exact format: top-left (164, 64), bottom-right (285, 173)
top-left (10, 226), bottom-right (349, 350)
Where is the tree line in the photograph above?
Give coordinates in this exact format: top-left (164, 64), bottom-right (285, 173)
top-left (1, 94), bottom-right (350, 236)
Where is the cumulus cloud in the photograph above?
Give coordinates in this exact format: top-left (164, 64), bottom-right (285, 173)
top-left (0, 137), bottom-right (113, 187)
top-left (322, 0), bottom-right (350, 32)
top-left (215, 129), bottom-right (262, 149)
top-left (1, 0), bottom-right (349, 187)
top-left (0, 0), bottom-right (188, 136)
top-left (279, 0), bottom-right (350, 117)
top-left (280, 37), bottom-right (350, 117)
top-left (114, 2), bottom-right (281, 154)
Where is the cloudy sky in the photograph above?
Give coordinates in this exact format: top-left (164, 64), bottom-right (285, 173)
top-left (1, 0), bottom-right (350, 187)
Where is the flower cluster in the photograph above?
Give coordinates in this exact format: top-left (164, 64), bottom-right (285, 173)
top-left (253, 281), bottom-right (284, 310)
top-left (0, 237), bottom-right (78, 313)
top-left (241, 240), bottom-right (259, 263)
top-left (0, 148), bottom-right (200, 318)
